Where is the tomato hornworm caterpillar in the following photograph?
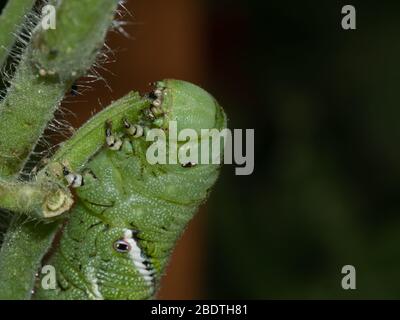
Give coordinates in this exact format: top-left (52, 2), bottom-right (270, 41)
top-left (34, 79), bottom-right (227, 299)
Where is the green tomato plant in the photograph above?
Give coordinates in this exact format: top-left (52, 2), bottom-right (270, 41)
top-left (0, 0), bottom-right (226, 300)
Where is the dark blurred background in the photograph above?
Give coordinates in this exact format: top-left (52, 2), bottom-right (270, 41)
top-left (33, 0), bottom-right (400, 298)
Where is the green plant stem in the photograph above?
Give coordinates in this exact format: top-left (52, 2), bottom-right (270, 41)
top-left (0, 61), bottom-right (66, 177)
top-left (0, 178), bottom-right (73, 219)
top-left (0, 219), bottom-right (60, 300)
top-left (0, 0), bottom-right (35, 71)
top-left (0, 0), bottom-right (120, 178)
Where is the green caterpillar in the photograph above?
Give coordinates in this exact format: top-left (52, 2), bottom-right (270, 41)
top-left (34, 79), bottom-right (226, 299)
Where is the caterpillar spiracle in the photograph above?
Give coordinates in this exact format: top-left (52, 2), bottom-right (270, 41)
top-left (34, 79), bottom-right (227, 300)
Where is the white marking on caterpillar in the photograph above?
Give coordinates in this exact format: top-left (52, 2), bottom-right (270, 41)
top-left (153, 88), bottom-right (163, 98)
top-left (105, 125), bottom-right (123, 150)
top-left (63, 167), bottom-right (84, 188)
top-left (87, 268), bottom-right (104, 300)
top-left (123, 229), bottom-right (155, 286)
top-left (38, 68), bottom-right (56, 77)
top-left (123, 119), bottom-right (144, 138)
top-left (145, 87), bottom-right (165, 119)
top-left (39, 69), bottom-right (47, 77)
top-left (152, 99), bottom-right (162, 108)
top-left (86, 267), bottom-right (104, 300)
top-left (150, 105), bottom-right (163, 117)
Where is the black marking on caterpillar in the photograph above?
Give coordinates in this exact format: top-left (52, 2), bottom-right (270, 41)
top-left (105, 120), bottom-right (123, 150)
top-left (63, 167), bottom-right (84, 188)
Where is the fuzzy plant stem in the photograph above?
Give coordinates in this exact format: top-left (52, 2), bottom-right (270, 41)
top-left (0, 178), bottom-right (73, 219)
top-left (0, 0), bottom-right (35, 71)
top-left (0, 219), bottom-right (60, 300)
top-left (0, 0), bottom-right (120, 299)
top-left (0, 0), bottom-right (120, 178)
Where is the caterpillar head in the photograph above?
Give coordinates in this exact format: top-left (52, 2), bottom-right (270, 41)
top-left (150, 79), bottom-right (227, 133)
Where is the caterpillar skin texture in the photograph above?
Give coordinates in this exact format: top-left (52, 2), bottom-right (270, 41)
top-left (35, 80), bottom-right (227, 300)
